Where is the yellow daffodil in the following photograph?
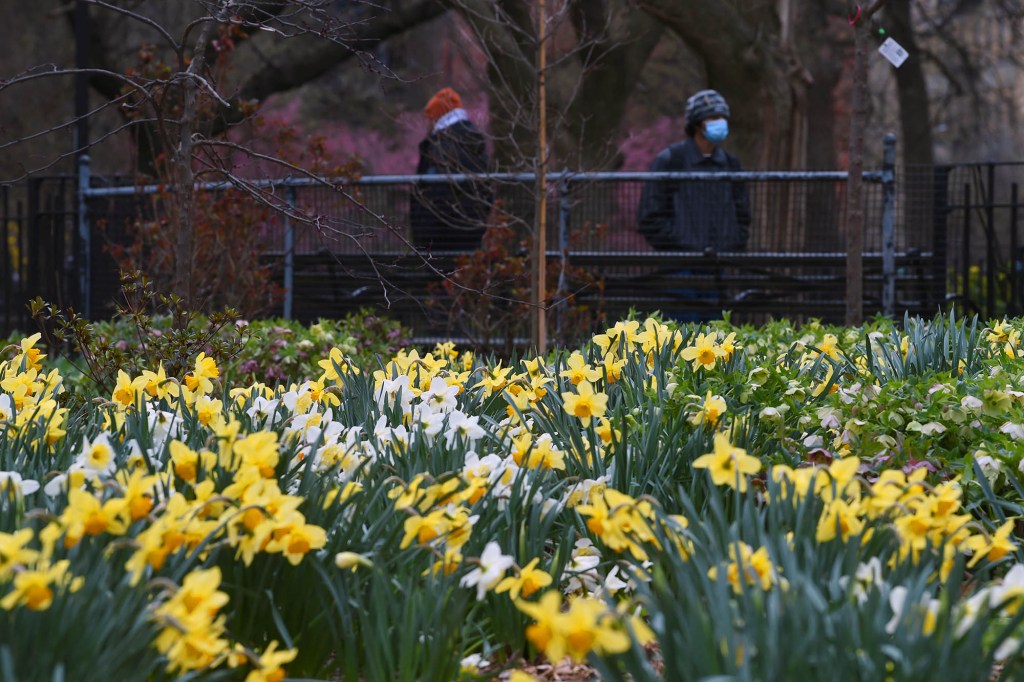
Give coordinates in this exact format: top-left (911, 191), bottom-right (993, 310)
top-left (680, 332), bottom-right (727, 372)
top-left (692, 432), bottom-right (761, 492)
top-left (691, 390), bottom-right (727, 427)
top-left (560, 351), bottom-right (602, 386)
top-left (561, 380), bottom-right (609, 427)
top-left (496, 557), bottom-right (553, 599)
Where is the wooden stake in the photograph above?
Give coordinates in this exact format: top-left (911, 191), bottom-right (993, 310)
top-left (532, 0), bottom-right (548, 352)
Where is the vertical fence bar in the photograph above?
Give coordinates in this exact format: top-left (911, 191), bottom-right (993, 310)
top-left (881, 133), bottom-right (897, 317)
top-left (77, 155), bottom-right (91, 318)
top-left (283, 185), bottom-right (296, 320)
top-left (554, 177), bottom-right (571, 341)
top-left (15, 199), bottom-right (24, 330)
top-left (54, 180), bottom-right (67, 308)
top-left (986, 164), bottom-right (996, 317)
top-left (1012, 183), bottom-right (1020, 317)
top-left (932, 166), bottom-right (951, 311)
top-left (962, 184), bottom-right (972, 309)
top-left (1, 185), bottom-right (9, 334)
top-left (27, 179), bottom-right (40, 317)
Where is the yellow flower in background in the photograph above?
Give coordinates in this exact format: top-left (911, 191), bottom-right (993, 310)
top-left (966, 519), bottom-right (1018, 567)
top-left (0, 559), bottom-right (80, 611)
top-left (517, 591), bottom-right (568, 662)
top-left (561, 596), bottom-right (631, 661)
top-left (719, 331), bottom-right (739, 360)
top-left (691, 390), bottom-right (727, 427)
top-left (595, 417), bottom-right (619, 445)
top-left (271, 519), bottom-right (327, 566)
top-left (236, 431), bottom-right (280, 478)
top-left (692, 432), bottom-right (761, 493)
top-left (112, 369), bottom-right (136, 408)
top-left (496, 557), bottom-right (553, 599)
top-left (15, 333), bottom-right (45, 372)
top-left (61, 487), bottom-right (129, 545)
top-left (516, 591), bottom-right (631, 663)
top-left (561, 380), bottom-right (608, 427)
top-left (811, 362), bottom-right (838, 398)
top-left (680, 332), bottom-right (727, 372)
top-left (426, 547), bottom-right (463, 577)
top-left (509, 671), bottom-right (538, 682)
top-left (169, 440), bottom-right (216, 483)
top-left (987, 319), bottom-right (1010, 345)
top-left (190, 395), bottom-right (222, 428)
top-left (592, 319), bottom-right (641, 357)
top-left (335, 551), bottom-right (374, 571)
top-left (560, 351), bottom-right (602, 386)
top-left (0, 528), bottom-right (39, 580)
top-left (576, 488), bottom-right (658, 561)
top-left (153, 566), bottom-right (231, 673)
top-left (708, 542), bottom-right (784, 593)
top-left (474, 362), bottom-right (513, 396)
top-left (818, 333), bottom-right (841, 360)
top-left (401, 509), bottom-right (452, 549)
top-left (598, 353), bottom-right (626, 384)
top-left (114, 468), bottom-right (158, 522)
top-left (816, 498), bottom-right (866, 543)
top-left (521, 356), bottom-right (545, 378)
top-left (133, 363), bottom-right (170, 401)
top-left (318, 347), bottom-right (355, 384)
top-left (242, 640), bottom-right (297, 682)
top-left (184, 352), bottom-right (220, 395)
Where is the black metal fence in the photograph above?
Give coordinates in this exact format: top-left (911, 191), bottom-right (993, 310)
top-left (2, 154), bottom-right (1022, 342)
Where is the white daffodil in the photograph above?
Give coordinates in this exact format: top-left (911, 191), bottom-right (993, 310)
top-left (75, 432), bottom-right (117, 478)
top-left (445, 411), bottom-right (486, 447)
top-left (0, 471), bottom-right (39, 496)
top-left (460, 541), bottom-right (514, 601)
top-left (419, 376), bottom-right (460, 414)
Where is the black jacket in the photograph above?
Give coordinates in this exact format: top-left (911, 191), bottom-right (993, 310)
top-left (637, 139), bottom-right (751, 252)
top-left (410, 119), bottom-right (493, 250)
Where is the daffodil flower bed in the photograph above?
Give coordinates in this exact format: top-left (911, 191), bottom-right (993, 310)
top-left (2, 312), bottom-right (1024, 680)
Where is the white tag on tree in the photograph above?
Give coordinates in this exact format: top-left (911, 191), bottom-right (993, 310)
top-left (878, 37), bottom-right (909, 68)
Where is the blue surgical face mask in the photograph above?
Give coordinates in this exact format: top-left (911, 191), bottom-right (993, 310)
top-left (704, 118), bottom-right (729, 144)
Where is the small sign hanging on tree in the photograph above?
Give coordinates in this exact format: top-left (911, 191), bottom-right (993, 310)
top-left (878, 37), bottom-right (909, 67)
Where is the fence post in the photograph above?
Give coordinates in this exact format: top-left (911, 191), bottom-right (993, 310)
top-left (1011, 183), bottom-right (1020, 316)
top-left (554, 176), bottom-right (571, 341)
top-left (962, 184), bottom-right (972, 308)
top-left (283, 185), bottom-right (296, 320)
top-left (986, 164), bottom-right (996, 318)
top-left (881, 133), bottom-right (897, 317)
top-left (931, 166), bottom-right (952, 311)
top-left (77, 154), bottom-right (92, 318)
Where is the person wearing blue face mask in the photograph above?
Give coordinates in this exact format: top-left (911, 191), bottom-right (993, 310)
top-left (637, 89), bottom-right (751, 321)
top-left (638, 89), bottom-right (751, 253)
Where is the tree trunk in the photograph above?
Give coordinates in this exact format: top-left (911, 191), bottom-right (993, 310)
top-left (886, 0), bottom-right (936, 251)
top-left (562, 7), bottom-right (664, 170)
top-left (846, 21), bottom-right (868, 326)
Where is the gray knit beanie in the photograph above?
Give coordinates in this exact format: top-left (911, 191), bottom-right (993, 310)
top-left (684, 89), bottom-right (731, 126)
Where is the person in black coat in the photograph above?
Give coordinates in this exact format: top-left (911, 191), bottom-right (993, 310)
top-left (410, 88), bottom-right (493, 251)
top-left (637, 89), bottom-right (751, 252)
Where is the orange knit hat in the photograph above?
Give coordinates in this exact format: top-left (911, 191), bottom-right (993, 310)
top-left (424, 87), bottom-right (463, 123)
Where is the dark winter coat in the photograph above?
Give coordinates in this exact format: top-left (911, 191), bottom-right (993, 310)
top-left (637, 138), bottom-right (751, 252)
top-left (410, 119), bottom-right (493, 250)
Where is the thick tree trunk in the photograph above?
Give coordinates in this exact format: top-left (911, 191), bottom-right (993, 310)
top-left (886, 0), bottom-right (936, 251)
top-left (886, 0), bottom-right (933, 167)
top-left (562, 8), bottom-right (664, 170)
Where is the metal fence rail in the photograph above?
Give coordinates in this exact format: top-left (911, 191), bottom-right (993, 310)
top-left (4, 143), bottom-right (1023, 342)
top-left (78, 162), bottom-right (895, 329)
